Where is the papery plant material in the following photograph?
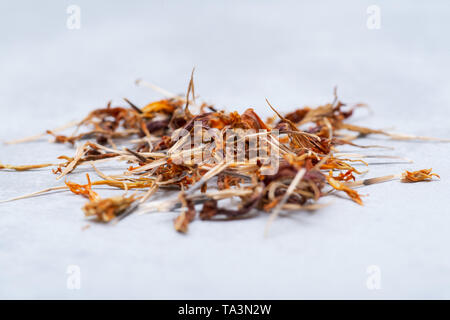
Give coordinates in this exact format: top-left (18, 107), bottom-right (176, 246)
top-left (401, 169), bottom-right (440, 183)
top-left (66, 174), bottom-right (140, 222)
top-left (4, 120), bottom-right (80, 145)
top-left (329, 169), bottom-right (356, 182)
top-left (0, 73), bottom-right (445, 234)
top-left (65, 174), bottom-right (99, 201)
top-left (83, 195), bottom-right (137, 222)
top-left (174, 197), bottom-right (196, 233)
top-left (265, 168), bottom-right (306, 235)
top-left (345, 168), bottom-right (440, 188)
top-left (326, 175), bottom-right (363, 205)
top-left (0, 162), bottom-right (55, 171)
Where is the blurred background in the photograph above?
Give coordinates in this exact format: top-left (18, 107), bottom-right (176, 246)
top-left (1, 0), bottom-right (449, 137)
top-left (1, 1), bottom-right (449, 299)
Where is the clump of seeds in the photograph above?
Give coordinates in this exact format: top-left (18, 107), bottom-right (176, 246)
top-left (1, 73), bottom-right (444, 234)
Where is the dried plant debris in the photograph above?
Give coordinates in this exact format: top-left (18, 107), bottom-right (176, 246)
top-left (0, 74), bottom-right (444, 234)
top-left (401, 169), bottom-right (440, 183)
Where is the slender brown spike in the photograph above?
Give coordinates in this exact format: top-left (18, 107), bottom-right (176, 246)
top-left (125, 148), bottom-right (147, 163)
top-left (139, 177), bottom-right (160, 204)
top-left (113, 201), bottom-right (141, 223)
top-left (334, 153), bottom-right (413, 163)
top-left (264, 168), bottom-right (306, 236)
top-left (362, 174), bottom-right (399, 186)
top-left (123, 98), bottom-right (143, 114)
top-left (56, 143), bottom-right (88, 180)
top-left (387, 133), bottom-right (450, 142)
top-left (0, 186), bottom-right (69, 203)
top-left (4, 120), bottom-right (79, 145)
top-left (89, 162), bottom-right (125, 187)
top-left (265, 98), bottom-right (303, 148)
top-left (346, 174), bottom-right (401, 187)
top-left (265, 98), bottom-right (285, 120)
top-left (332, 86), bottom-right (338, 105)
top-left (190, 68), bottom-right (196, 104)
top-left (184, 67), bottom-right (196, 113)
top-left (135, 79), bottom-right (178, 98)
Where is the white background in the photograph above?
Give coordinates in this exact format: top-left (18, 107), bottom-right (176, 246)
top-left (0, 1), bottom-right (449, 299)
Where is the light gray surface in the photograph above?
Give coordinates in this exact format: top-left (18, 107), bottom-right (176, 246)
top-left (1, 1), bottom-right (450, 299)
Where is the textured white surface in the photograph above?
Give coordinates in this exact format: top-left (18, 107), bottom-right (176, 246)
top-left (0, 1), bottom-right (450, 299)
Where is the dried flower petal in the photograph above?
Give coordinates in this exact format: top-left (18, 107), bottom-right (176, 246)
top-left (174, 200), bottom-right (196, 233)
top-left (65, 174), bottom-right (99, 201)
top-left (401, 169), bottom-right (440, 183)
top-left (326, 176), bottom-right (363, 205)
top-left (83, 195), bottom-right (136, 222)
